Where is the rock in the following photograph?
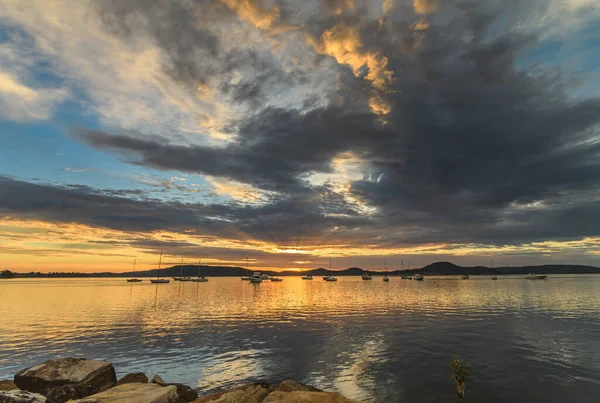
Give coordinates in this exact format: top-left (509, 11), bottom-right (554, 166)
top-left (149, 376), bottom-right (166, 386)
top-left (116, 373), bottom-right (148, 386)
top-left (65, 383), bottom-right (177, 403)
top-left (275, 382), bottom-right (320, 393)
top-left (0, 390), bottom-right (46, 403)
top-left (165, 384), bottom-right (197, 403)
top-left (147, 376), bottom-right (195, 402)
top-left (263, 391), bottom-right (361, 403)
top-left (0, 381), bottom-right (18, 391)
top-left (192, 383), bottom-right (273, 403)
top-left (46, 383), bottom-right (98, 403)
top-left (14, 359), bottom-right (116, 395)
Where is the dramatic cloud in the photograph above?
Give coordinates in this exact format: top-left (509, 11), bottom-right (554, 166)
top-left (2, 0), bottom-right (600, 269)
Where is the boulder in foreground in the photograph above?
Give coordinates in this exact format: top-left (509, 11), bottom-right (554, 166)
top-left (46, 383), bottom-right (98, 403)
top-left (192, 381), bottom-right (359, 403)
top-left (193, 382), bottom-right (273, 403)
top-left (0, 380), bottom-right (18, 391)
top-left (116, 373), bottom-right (148, 386)
top-left (263, 391), bottom-right (360, 403)
top-left (0, 389), bottom-right (47, 403)
top-left (14, 359), bottom-right (116, 395)
top-left (65, 383), bottom-right (177, 403)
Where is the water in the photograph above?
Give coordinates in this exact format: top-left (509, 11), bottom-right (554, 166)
top-left (1, 275), bottom-right (600, 402)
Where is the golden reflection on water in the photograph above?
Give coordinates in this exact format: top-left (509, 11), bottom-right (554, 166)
top-left (1, 275), bottom-right (600, 402)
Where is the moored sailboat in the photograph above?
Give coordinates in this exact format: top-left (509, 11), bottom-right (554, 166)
top-left (150, 251), bottom-right (169, 283)
top-left (126, 259), bottom-right (142, 282)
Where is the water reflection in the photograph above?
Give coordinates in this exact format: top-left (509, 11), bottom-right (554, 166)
top-left (1, 276), bottom-right (600, 402)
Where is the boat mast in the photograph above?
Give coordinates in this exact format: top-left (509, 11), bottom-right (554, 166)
top-left (329, 257), bottom-right (332, 271)
top-left (181, 258), bottom-right (184, 277)
top-left (157, 250), bottom-right (163, 279)
top-left (133, 259), bottom-right (136, 274)
top-left (198, 259), bottom-right (201, 277)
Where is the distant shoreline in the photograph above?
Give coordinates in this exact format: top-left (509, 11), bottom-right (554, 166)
top-left (2, 261), bottom-right (600, 278)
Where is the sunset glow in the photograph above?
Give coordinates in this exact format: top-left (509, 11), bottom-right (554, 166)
top-left (1, 0), bottom-right (600, 272)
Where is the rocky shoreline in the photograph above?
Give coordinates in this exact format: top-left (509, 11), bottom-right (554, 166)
top-left (0, 358), bottom-right (359, 402)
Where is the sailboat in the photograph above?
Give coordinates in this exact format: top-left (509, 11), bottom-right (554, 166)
top-left (491, 259), bottom-right (498, 280)
top-left (150, 250), bottom-right (170, 283)
top-left (383, 258), bottom-right (389, 282)
top-left (400, 259), bottom-right (411, 279)
top-left (193, 259), bottom-right (208, 282)
top-left (361, 270), bottom-right (372, 280)
top-left (241, 257), bottom-right (252, 280)
top-left (325, 257), bottom-right (337, 281)
top-left (126, 259), bottom-right (142, 282)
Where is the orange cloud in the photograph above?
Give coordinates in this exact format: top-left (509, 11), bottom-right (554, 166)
top-left (314, 25), bottom-right (394, 91)
top-left (413, 0), bottom-right (439, 15)
top-left (220, 0), bottom-right (280, 30)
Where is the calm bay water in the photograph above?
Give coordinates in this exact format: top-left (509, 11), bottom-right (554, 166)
top-left (1, 275), bottom-right (600, 402)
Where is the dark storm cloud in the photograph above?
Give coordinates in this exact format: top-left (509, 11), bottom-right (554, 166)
top-left (71, 104), bottom-right (388, 192)
top-left (44, 1), bottom-right (600, 247)
top-left (0, 176), bottom-right (367, 246)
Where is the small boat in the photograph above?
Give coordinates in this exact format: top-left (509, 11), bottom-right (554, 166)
top-left (150, 251), bottom-right (170, 283)
top-left (400, 274), bottom-right (410, 280)
top-left (413, 274), bottom-right (424, 281)
top-left (491, 276), bottom-right (498, 280)
top-left (173, 277), bottom-right (182, 281)
top-left (241, 277), bottom-right (250, 281)
top-left (261, 274), bottom-right (270, 280)
top-left (127, 259), bottom-right (142, 282)
top-left (525, 273), bottom-right (547, 280)
top-left (270, 277), bottom-right (283, 282)
top-left (461, 274), bottom-right (470, 280)
top-left (193, 260), bottom-right (207, 282)
top-left (382, 259), bottom-right (389, 281)
top-left (324, 258), bottom-right (336, 281)
top-left (179, 277), bottom-right (193, 282)
top-left (361, 271), bottom-right (372, 280)
top-left (250, 272), bottom-right (263, 283)
top-left (301, 274), bottom-right (313, 280)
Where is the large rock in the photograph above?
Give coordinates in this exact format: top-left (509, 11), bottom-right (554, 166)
top-left (65, 383), bottom-right (177, 403)
top-left (149, 376), bottom-right (165, 386)
top-left (275, 382), bottom-right (320, 393)
top-left (0, 381), bottom-right (18, 391)
top-left (147, 376), bottom-right (196, 402)
top-left (46, 383), bottom-right (97, 403)
top-left (14, 359), bottom-right (116, 395)
top-left (192, 383), bottom-right (273, 403)
top-left (167, 384), bottom-right (197, 403)
top-left (0, 390), bottom-right (46, 403)
top-left (116, 373), bottom-right (148, 386)
top-left (263, 391), bottom-right (361, 403)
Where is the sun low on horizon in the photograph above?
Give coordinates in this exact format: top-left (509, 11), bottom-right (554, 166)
top-left (1, 0), bottom-right (600, 273)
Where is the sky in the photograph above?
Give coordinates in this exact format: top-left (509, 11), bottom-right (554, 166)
top-left (1, 0), bottom-right (600, 273)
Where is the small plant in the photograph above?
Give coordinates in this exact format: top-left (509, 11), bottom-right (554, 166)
top-left (451, 355), bottom-right (471, 403)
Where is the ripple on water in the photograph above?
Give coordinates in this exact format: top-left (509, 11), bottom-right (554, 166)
top-left (1, 276), bottom-right (600, 403)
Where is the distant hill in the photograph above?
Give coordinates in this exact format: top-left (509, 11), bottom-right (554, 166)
top-left (409, 261), bottom-right (600, 275)
top-left (4, 261), bottom-right (600, 278)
